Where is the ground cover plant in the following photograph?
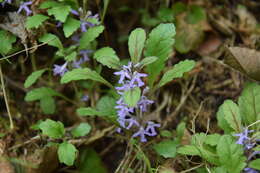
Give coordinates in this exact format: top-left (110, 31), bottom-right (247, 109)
top-left (0, 0), bottom-right (259, 173)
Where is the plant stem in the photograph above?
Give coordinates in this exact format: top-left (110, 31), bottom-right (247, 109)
top-left (0, 64), bottom-right (14, 129)
top-left (30, 53), bottom-right (37, 71)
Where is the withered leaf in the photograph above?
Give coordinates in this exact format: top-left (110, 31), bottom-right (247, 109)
top-left (0, 12), bottom-right (28, 44)
top-left (224, 47), bottom-right (260, 81)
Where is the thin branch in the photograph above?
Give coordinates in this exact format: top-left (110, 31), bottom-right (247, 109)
top-left (0, 64), bottom-right (14, 129)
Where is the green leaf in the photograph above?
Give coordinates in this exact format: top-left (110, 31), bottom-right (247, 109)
top-left (39, 33), bottom-right (63, 49)
top-left (176, 122), bottom-right (186, 140)
top-left (96, 95), bottom-right (117, 116)
top-left (211, 167), bottom-right (228, 173)
top-left (238, 83), bottom-right (260, 125)
top-left (77, 148), bottom-right (107, 173)
top-left (40, 96), bottom-right (56, 114)
top-left (47, 5), bottom-right (71, 22)
top-left (58, 142), bottom-right (78, 166)
top-left (61, 68), bottom-right (113, 88)
top-left (39, 1), bottom-right (60, 9)
top-left (79, 25), bottom-right (104, 49)
top-left (77, 107), bottom-right (103, 116)
top-left (123, 87), bottom-right (141, 107)
top-left (249, 159), bottom-right (260, 170)
top-left (153, 140), bottom-right (178, 158)
top-left (204, 134), bottom-right (221, 146)
top-left (39, 119), bottom-right (65, 139)
top-left (144, 23), bottom-right (176, 86)
top-left (158, 60), bottom-right (195, 87)
top-left (190, 133), bottom-right (220, 165)
top-left (24, 69), bottom-right (47, 88)
top-left (64, 51), bottom-right (77, 62)
top-left (71, 123), bottom-right (91, 137)
top-left (26, 14), bottom-right (49, 29)
top-left (172, 2), bottom-right (187, 16)
top-left (128, 28), bottom-right (146, 63)
top-left (217, 103), bottom-right (236, 134)
top-left (157, 7), bottom-right (174, 22)
top-left (160, 130), bottom-right (173, 137)
top-left (94, 47), bottom-right (121, 69)
top-left (186, 5), bottom-right (206, 24)
top-left (0, 30), bottom-right (16, 55)
top-left (216, 135), bottom-right (246, 173)
top-left (63, 17), bottom-right (80, 38)
top-left (25, 87), bottom-right (61, 101)
top-left (177, 145), bottom-right (200, 156)
top-left (221, 100), bottom-right (242, 132)
top-left (139, 56), bottom-right (158, 68)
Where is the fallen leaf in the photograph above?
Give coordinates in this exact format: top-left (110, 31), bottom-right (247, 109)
top-left (224, 47), bottom-right (260, 81)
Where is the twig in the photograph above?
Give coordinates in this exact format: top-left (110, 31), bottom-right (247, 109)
top-left (0, 64), bottom-right (14, 129)
top-left (8, 135), bottom-right (41, 151)
top-left (0, 38), bottom-right (54, 61)
top-left (162, 75), bottom-right (198, 128)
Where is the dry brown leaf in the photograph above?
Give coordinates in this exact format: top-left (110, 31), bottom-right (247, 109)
top-left (224, 46), bottom-right (260, 81)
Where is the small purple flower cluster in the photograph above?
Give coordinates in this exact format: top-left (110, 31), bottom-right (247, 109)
top-left (18, 1), bottom-right (33, 16)
top-left (234, 128), bottom-right (255, 150)
top-left (234, 128), bottom-right (260, 173)
top-left (70, 9), bottom-right (100, 32)
top-left (53, 49), bottom-right (92, 76)
top-left (114, 62), bottom-right (160, 142)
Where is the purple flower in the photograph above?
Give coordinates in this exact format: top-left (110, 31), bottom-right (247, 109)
top-left (145, 121), bottom-right (160, 136)
top-left (80, 11), bottom-right (100, 32)
top-left (138, 96), bottom-right (154, 112)
top-left (72, 59), bottom-right (83, 68)
top-left (71, 34), bottom-right (80, 43)
top-left (17, 1), bottom-right (33, 16)
top-left (81, 95), bottom-right (89, 101)
top-left (56, 22), bottom-right (62, 27)
top-left (244, 168), bottom-right (258, 173)
top-left (53, 62), bottom-right (68, 76)
top-left (71, 9), bottom-right (79, 16)
top-left (125, 118), bottom-right (139, 129)
top-left (132, 127), bottom-right (147, 142)
top-left (234, 128), bottom-right (255, 149)
top-left (132, 122), bottom-right (160, 142)
top-left (1, 0), bottom-right (12, 7)
top-left (80, 21), bottom-right (95, 32)
top-left (130, 71), bottom-right (147, 87)
top-left (114, 61), bottom-right (159, 142)
top-left (79, 50), bottom-right (92, 62)
top-left (114, 70), bottom-right (131, 84)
